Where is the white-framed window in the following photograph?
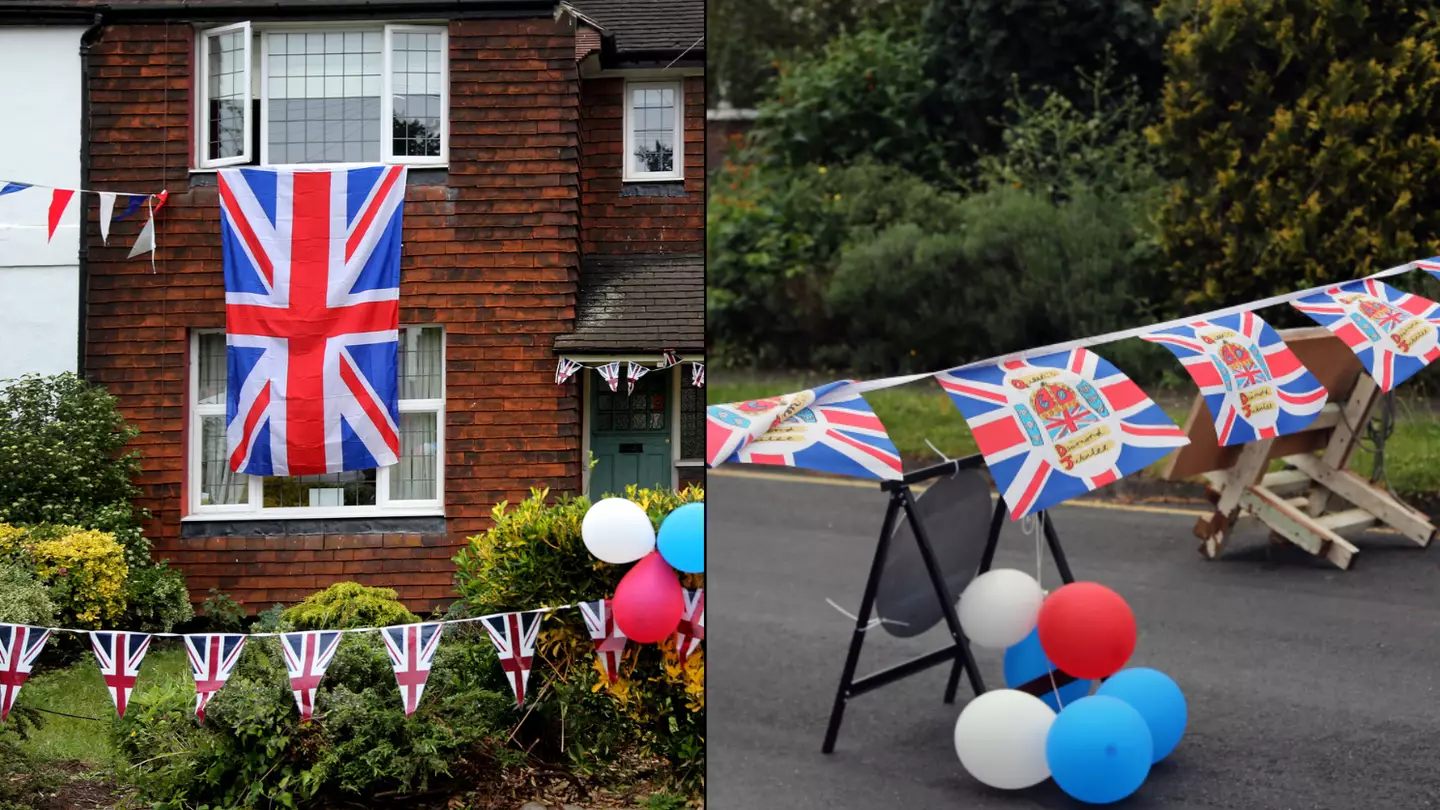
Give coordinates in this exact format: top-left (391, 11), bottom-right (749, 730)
top-left (195, 22), bottom-right (449, 169)
top-left (623, 80), bottom-right (683, 182)
top-left (187, 326), bottom-right (445, 519)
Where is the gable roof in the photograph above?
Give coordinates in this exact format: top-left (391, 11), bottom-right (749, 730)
top-left (554, 254), bottom-right (704, 354)
top-left (566, 0), bottom-right (702, 55)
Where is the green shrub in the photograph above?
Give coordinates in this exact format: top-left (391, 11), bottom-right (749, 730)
top-left (123, 561), bottom-right (195, 633)
top-left (0, 522), bottom-right (129, 628)
top-left (281, 581), bottom-right (420, 631)
top-left (0, 561), bottom-right (56, 627)
top-left (201, 588), bottom-right (247, 633)
top-left (1, 705), bottom-right (59, 810)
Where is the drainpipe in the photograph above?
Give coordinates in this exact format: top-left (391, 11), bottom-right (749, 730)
top-left (77, 12), bottom-right (103, 379)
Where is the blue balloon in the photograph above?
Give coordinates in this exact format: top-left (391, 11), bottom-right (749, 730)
top-left (1003, 628), bottom-right (1094, 712)
top-left (1046, 696), bottom-right (1152, 804)
top-left (1096, 668), bottom-right (1187, 763)
top-left (657, 502), bottom-right (704, 573)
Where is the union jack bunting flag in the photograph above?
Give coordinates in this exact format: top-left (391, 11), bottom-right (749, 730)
top-left (91, 631), bottom-right (152, 718)
top-left (1416, 257), bottom-right (1440, 282)
top-left (481, 611), bottom-right (544, 707)
top-left (1143, 311), bottom-right (1327, 446)
top-left (938, 348), bottom-right (1189, 518)
top-left (1292, 278), bottom-right (1440, 391)
top-left (281, 630), bottom-right (343, 722)
top-left (220, 165), bottom-right (408, 476)
top-left (707, 381), bottom-right (902, 480)
top-left (184, 634), bottom-right (247, 721)
top-left (555, 357), bottom-right (583, 385)
top-left (0, 624), bottom-right (51, 724)
top-left (690, 362), bottom-right (705, 388)
top-left (657, 350), bottom-right (679, 369)
top-left (676, 589), bottom-right (705, 665)
top-left (625, 361), bottom-right (650, 395)
top-left (598, 362), bottom-right (621, 392)
top-left (578, 600), bottom-right (627, 684)
top-left (380, 622), bottom-right (444, 717)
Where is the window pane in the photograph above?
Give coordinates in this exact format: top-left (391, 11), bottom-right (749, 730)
top-left (399, 326), bottom-right (442, 399)
top-left (680, 370), bottom-right (704, 460)
top-left (389, 28), bottom-right (444, 158)
top-left (390, 411), bottom-right (438, 500)
top-left (267, 27), bottom-right (380, 164)
top-left (206, 29), bottom-right (246, 161)
top-left (197, 332), bottom-right (228, 405)
top-left (263, 469), bottom-right (376, 508)
top-left (200, 416), bottom-right (248, 505)
top-left (630, 84), bottom-right (676, 175)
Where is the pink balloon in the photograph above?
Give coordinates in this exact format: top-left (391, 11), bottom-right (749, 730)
top-left (613, 551), bottom-right (684, 644)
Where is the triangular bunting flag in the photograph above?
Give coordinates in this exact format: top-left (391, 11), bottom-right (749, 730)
top-left (626, 361), bottom-right (650, 395)
top-left (710, 381), bottom-right (903, 480)
top-left (381, 622), bottom-right (444, 717)
top-left (1142, 311), bottom-right (1327, 445)
top-left (0, 182), bottom-right (30, 196)
top-left (47, 188), bottom-right (75, 243)
top-left (281, 630), bottom-right (343, 722)
top-left (1418, 257), bottom-right (1440, 281)
top-left (1292, 278), bottom-right (1440, 391)
top-left (677, 589), bottom-right (705, 665)
top-left (481, 611), bottom-right (543, 707)
top-left (690, 362), bottom-right (705, 388)
top-left (555, 357), bottom-right (583, 385)
top-left (658, 350), bottom-right (679, 369)
top-left (127, 204), bottom-right (156, 260)
top-left (598, 362), bottom-right (621, 393)
top-left (97, 192), bottom-right (116, 245)
top-left (578, 600), bottom-right (627, 684)
top-left (90, 631), bottom-right (151, 718)
top-left (183, 634), bottom-right (247, 721)
top-left (0, 624), bottom-right (51, 724)
top-left (116, 193), bottom-right (145, 220)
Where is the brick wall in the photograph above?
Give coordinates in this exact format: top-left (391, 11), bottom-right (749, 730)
top-left (84, 17), bottom-right (583, 613)
top-left (578, 75), bottom-right (704, 255)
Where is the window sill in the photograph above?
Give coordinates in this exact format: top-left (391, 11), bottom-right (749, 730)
top-left (675, 460), bottom-right (705, 467)
top-left (189, 166), bottom-right (450, 189)
top-left (180, 513), bottom-right (447, 538)
top-left (620, 181), bottom-right (688, 198)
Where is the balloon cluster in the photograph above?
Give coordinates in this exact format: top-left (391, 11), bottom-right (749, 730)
top-left (581, 499), bottom-right (704, 643)
top-left (954, 572), bottom-right (1188, 804)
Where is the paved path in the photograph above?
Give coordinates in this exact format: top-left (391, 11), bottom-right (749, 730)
top-left (708, 471), bottom-right (1440, 809)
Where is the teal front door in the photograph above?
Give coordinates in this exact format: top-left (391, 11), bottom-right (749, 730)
top-left (591, 370), bottom-right (671, 495)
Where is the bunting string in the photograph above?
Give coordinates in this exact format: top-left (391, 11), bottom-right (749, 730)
top-left (555, 351), bottom-right (704, 391)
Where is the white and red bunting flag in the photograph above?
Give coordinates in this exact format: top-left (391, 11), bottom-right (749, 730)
top-left (481, 610), bottom-right (544, 707)
top-left (626, 361), bottom-right (650, 395)
top-left (381, 622), bottom-right (444, 717)
top-left (90, 631), bottom-right (152, 718)
top-left (1142, 311), bottom-right (1327, 446)
top-left (598, 362), bottom-right (621, 393)
top-left (657, 350), bottom-right (679, 369)
top-left (676, 589), bottom-right (705, 665)
top-left (1, 624), bottom-right (51, 724)
top-left (555, 357), bottom-right (583, 385)
top-left (690, 362), bottom-right (705, 388)
top-left (184, 634), bottom-right (247, 721)
top-left (281, 630), bottom-right (343, 722)
top-left (578, 599), bottom-right (627, 684)
top-left (1292, 278), bottom-right (1440, 391)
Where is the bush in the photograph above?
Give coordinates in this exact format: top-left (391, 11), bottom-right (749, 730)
top-left (123, 560), bottom-right (195, 633)
top-left (0, 562), bottom-right (56, 626)
top-left (0, 522), bottom-right (128, 628)
top-left (281, 582), bottom-right (421, 631)
top-left (201, 588), bottom-right (247, 633)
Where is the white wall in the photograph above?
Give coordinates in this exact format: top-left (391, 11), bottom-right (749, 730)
top-left (0, 26), bottom-right (84, 381)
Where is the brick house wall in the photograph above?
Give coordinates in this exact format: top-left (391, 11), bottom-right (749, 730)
top-left (84, 17), bottom-right (585, 612)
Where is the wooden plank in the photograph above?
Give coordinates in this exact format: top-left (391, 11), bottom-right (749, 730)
top-left (1193, 440), bottom-right (1274, 559)
top-left (1285, 453), bottom-right (1436, 546)
top-left (1238, 485), bottom-right (1360, 569)
top-left (1307, 375), bottom-right (1380, 516)
top-left (1261, 469), bottom-right (1313, 497)
top-left (1316, 508), bottom-right (1378, 535)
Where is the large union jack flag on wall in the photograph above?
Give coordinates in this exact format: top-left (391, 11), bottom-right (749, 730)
top-left (1143, 311), bottom-right (1328, 446)
top-left (184, 634), bottom-right (247, 721)
top-left (0, 624), bottom-right (51, 724)
top-left (91, 631), bottom-right (152, 718)
top-left (481, 611), bottom-right (543, 708)
top-left (381, 622), bottom-right (444, 717)
top-left (1292, 278), bottom-right (1440, 392)
top-left (938, 348), bottom-right (1189, 518)
top-left (220, 165), bottom-right (408, 476)
top-left (281, 630), bottom-right (343, 722)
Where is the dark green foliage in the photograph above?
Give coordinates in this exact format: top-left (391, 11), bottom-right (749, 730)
top-left (281, 582), bottom-right (420, 630)
top-left (122, 559), bottom-right (195, 633)
top-left (201, 588), bottom-right (247, 633)
top-left (0, 705), bottom-right (59, 810)
top-left (1153, 0), bottom-right (1440, 307)
top-left (0, 561), bottom-right (56, 626)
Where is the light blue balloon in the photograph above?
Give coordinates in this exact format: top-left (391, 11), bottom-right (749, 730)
top-left (657, 502), bottom-right (704, 573)
top-left (1003, 628), bottom-right (1094, 712)
top-left (1096, 667), bottom-right (1188, 763)
top-left (1046, 696), bottom-right (1153, 805)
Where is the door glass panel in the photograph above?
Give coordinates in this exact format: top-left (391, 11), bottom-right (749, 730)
top-left (595, 370), bottom-right (665, 432)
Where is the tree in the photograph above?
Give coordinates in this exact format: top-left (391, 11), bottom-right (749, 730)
top-left (1153, 0), bottom-right (1440, 307)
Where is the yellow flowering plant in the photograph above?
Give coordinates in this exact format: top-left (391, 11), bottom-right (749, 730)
top-left (0, 522), bottom-right (128, 627)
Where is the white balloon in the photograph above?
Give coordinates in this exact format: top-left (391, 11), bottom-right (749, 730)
top-left (958, 568), bottom-right (1043, 649)
top-left (582, 498), bottom-right (657, 564)
top-left (954, 689), bottom-right (1056, 790)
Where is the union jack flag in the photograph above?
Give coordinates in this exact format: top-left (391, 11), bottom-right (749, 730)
top-left (657, 350), bottom-right (679, 369)
top-left (1144, 311), bottom-right (1328, 446)
top-left (481, 611), bottom-right (544, 707)
top-left (220, 165), bottom-right (408, 476)
top-left (676, 589), bottom-right (705, 665)
top-left (184, 633), bottom-right (247, 720)
top-left (1292, 278), bottom-right (1440, 391)
top-left (1418, 257), bottom-right (1440, 283)
top-left (939, 348), bottom-right (1189, 518)
top-left (0, 624), bottom-right (50, 724)
top-left (90, 631), bottom-right (152, 718)
top-left (555, 357), bottom-right (583, 385)
top-left (578, 600), bottom-right (627, 684)
top-left (380, 622), bottom-right (444, 717)
top-left (690, 362), bottom-right (705, 388)
top-left (707, 381), bottom-right (902, 480)
top-left (597, 362), bottom-right (621, 392)
top-left (281, 630), bottom-right (343, 722)
top-left (626, 361), bottom-right (650, 395)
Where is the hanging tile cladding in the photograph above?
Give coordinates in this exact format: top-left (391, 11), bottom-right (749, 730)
top-left (578, 75), bottom-right (705, 254)
top-left (82, 19), bottom-right (584, 613)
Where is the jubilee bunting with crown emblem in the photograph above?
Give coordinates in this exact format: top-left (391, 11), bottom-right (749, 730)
top-left (1292, 278), bottom-right (1440, 391)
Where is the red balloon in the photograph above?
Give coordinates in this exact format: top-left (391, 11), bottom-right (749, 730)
top-left (1037, 582), bottom-right (1136, 680)
top-left (613, 551), bottom-right (685, 644)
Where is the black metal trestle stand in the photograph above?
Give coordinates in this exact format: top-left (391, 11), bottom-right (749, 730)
top-left (820, 455), bottom-right (1076, 754)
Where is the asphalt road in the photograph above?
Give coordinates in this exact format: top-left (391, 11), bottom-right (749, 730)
top-left (707, 471), bottom-right (1440, 810)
